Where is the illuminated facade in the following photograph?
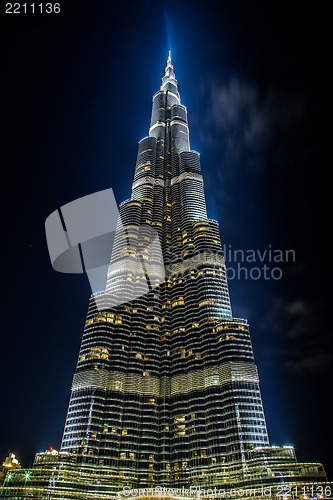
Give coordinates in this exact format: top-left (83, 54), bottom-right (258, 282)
top-left (0, 453), bottom-right (21, 484)
top-left (1, 54), bottom-right (331, 499)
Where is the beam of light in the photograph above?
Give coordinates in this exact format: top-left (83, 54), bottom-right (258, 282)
top-left (163, 10), bottom-right (173, 56)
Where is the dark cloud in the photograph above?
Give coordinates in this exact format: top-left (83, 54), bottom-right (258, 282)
top-left (286, 351), bottom-right (332, 372)
top-left (200, 78), bottom-right (306, 173)
top-left (259, 298), bottom-right (333, 373)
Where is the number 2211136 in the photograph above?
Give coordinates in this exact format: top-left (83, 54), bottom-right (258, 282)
top-left (5, 3), bottom-right (61, 14)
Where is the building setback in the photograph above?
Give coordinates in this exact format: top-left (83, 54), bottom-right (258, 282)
top-left (1, 54), bottom-right (331, 499)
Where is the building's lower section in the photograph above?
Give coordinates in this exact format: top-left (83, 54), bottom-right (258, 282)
top-left (1, 446), bottom-right (331, 499)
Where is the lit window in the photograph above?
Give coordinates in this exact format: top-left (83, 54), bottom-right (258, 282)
top-left (199, 299), bottom-right (216, 307)
top-left (114, 381), bottom-right (123, 391)
top-left (204, 375), bottom-right (220, 387)
top-left (87, 347), bottom-right (109, 360)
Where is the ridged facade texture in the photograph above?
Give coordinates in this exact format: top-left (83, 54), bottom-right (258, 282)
top-left (60, 54), bottom-right (269, 487)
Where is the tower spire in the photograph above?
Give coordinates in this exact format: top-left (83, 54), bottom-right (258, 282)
top-left (161, 51), bottom-right (177, 91)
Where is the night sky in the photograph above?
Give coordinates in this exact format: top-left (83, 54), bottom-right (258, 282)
top-left (1, 0), bottom-right (332, 480)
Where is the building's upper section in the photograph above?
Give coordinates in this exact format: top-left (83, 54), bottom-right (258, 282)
top-left (149, 53), bottom-right (190, 153)
top-left (161, 51), bottom-right (179, 94)
top-left (106, 53), bottom-right (232, 318)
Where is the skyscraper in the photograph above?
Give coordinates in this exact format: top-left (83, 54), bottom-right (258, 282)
top-left (1, 54), bottom-right (330, 499)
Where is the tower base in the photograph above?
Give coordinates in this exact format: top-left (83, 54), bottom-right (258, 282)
top-left (1, 446), bottom-right (331, 499)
